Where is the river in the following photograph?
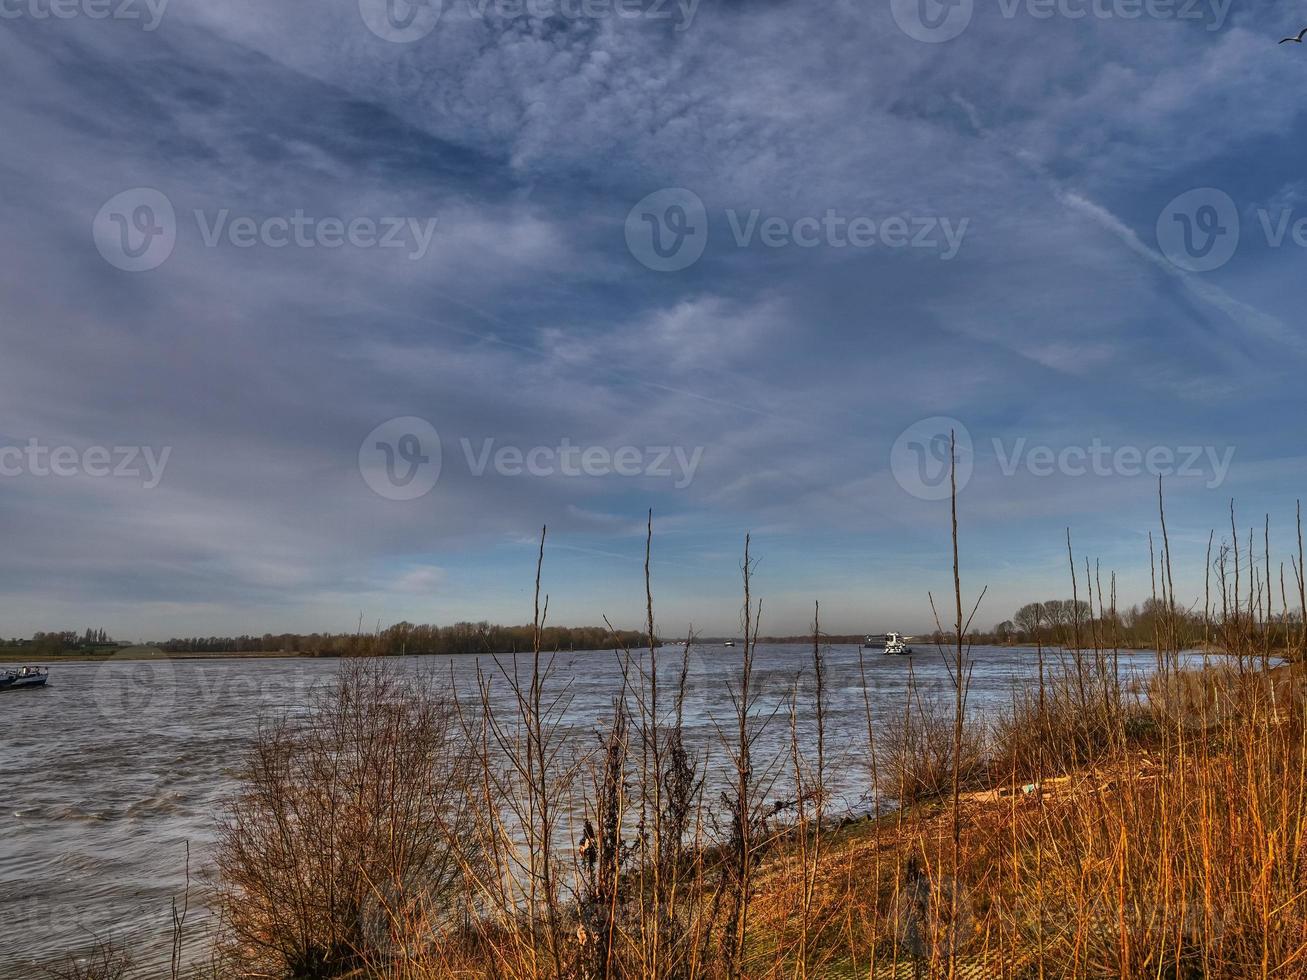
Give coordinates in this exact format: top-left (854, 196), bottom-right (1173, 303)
top-left (0, 643), bottom-right (1205, 975)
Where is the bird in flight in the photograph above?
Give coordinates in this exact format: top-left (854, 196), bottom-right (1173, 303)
top-left (1280, 27), bottom-right (1307, 43)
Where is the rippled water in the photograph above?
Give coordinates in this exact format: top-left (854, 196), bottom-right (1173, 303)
top-left (0, 644), bottom-right (1202, 975)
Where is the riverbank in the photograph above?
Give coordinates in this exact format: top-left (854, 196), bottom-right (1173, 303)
top-left (30, 650), bottom-right (1300, 980)
top-left (0, 647), bottom-right (313, 664)
top-left (742, 657), bottom-right (1307, 976)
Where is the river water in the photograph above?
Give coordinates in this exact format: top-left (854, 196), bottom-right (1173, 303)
top-left (0, 643), bottom-right (1204, 975)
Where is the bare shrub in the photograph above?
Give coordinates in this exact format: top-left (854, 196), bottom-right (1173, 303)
top-left (58, 496), bottom-right (1307, 978)
top-left (877, 692), bottom-right (986, 805)
top-left (991, 659), bottom-right (1144, 780)
top-left (1147, 661), bottom-right (1305, 734)
top-left (42, 938), bottom-right (134, 980)
top-left (215, 658), bottom-right (480, 978)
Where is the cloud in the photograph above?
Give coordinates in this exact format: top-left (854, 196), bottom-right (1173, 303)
top-left (2, 3), bottom-right (1305, 635)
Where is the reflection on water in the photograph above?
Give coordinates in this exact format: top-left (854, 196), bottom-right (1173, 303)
top-left (0, 644), bottom-right (1205, 974)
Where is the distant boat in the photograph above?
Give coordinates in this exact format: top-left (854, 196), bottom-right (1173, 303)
top-left (864, 633), bottom-right (913, 656)
top-left (723, 640), bottom-right (736, 648)
top-left (883, 632), bottom-right (913, 656)
top-left (0, 665), bottom-right (49, 690)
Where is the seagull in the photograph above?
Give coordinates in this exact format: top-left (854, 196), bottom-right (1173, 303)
top-left (1280, 27), bottom-right (1307, 43)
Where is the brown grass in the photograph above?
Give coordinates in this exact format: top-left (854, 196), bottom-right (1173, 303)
top-left (214, 659), bottom-right (481, 978)
top-left (59, 494), bottom-right (1307, 979)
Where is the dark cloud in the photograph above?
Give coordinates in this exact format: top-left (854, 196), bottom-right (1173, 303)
top-left (1, 3), bottom-right (1304, 636)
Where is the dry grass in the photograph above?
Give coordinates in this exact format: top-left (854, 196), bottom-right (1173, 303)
top-left (214, 659), bottom-right (482, 978)
top-left (743, 654), bottom-right (1306, 976)
top-left (59, 495), bottom-right (1307, 979)
top-left (877, 691), bottom-right (988, 806)
top-left (42, 937), bottom-right (135, 980)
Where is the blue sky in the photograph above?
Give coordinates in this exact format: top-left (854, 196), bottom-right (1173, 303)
top-left (1, 0), bottom-right (1306, 639)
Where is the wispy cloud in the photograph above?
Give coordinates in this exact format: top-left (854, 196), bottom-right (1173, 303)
top-left (2, 4), bottom-right (1305, 636)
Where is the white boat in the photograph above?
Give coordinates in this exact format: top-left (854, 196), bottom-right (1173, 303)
top-left (883, 632), bottom-right (913, 656)
top-left (0, 665), bottom-right (49, 690)
top-left (723, 640), bottom-right (736, 648)
top-left (864, 633), bottom-right (914, 656)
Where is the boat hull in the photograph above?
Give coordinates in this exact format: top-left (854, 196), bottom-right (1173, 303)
top-left (865, 634), bottom-right (913, 655)
top-left (0, 674), bottom-right (48, 691)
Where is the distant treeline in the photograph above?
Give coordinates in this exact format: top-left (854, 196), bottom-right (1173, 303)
top-left (975, 597), bottom-right (1305, 650)
top-left (753, 635), bottom-right (867, 645)
top-left (1, 628), bottom-right (119, 656)
top-left (158, 621), bottom-right (652, 656)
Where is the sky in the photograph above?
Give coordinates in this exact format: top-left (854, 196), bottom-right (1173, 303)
top-left (1, 0), bottom-right (1306, 640)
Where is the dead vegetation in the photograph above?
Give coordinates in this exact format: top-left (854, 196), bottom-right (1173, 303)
top-left (54, 490), bottom-right (1307, 979)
